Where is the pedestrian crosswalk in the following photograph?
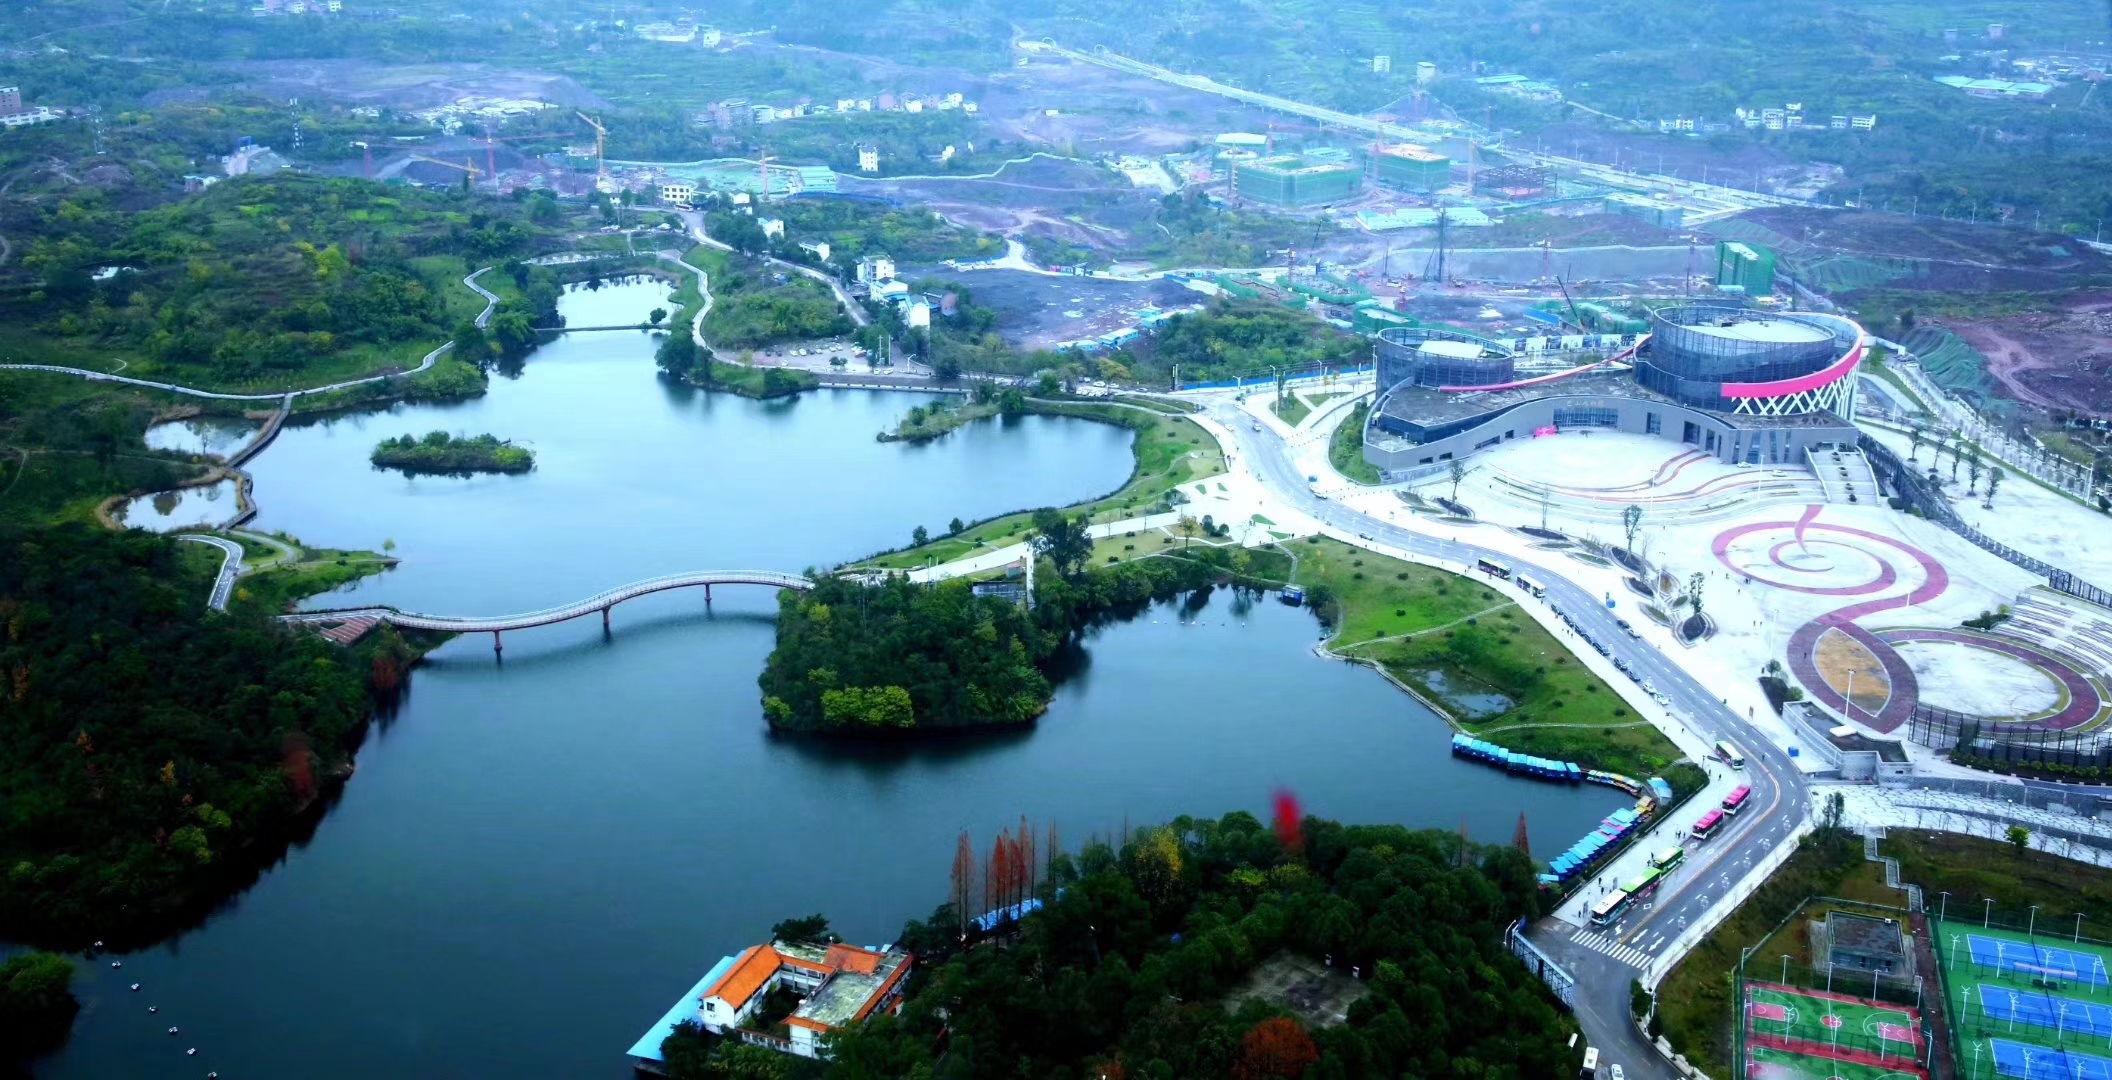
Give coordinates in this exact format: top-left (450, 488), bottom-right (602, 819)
top-left (1569, 929), bottom-right (1654, 969)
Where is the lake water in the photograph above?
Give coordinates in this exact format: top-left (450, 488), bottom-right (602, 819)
top-left (32, 282), bottom-right (1625, 1080)
top-left (108, 478), bottom-right (243, 532)
top-left (143, 416), bottom-right (260, 458)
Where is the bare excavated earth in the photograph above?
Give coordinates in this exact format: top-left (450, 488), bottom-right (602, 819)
top-left (1943, 292), bottom-right (2112, 419)
top-left (220, 59), bottom-right (609, 112)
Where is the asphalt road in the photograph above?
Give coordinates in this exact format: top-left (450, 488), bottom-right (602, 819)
top-left (1210, 401), bottom-right (1810, 1078)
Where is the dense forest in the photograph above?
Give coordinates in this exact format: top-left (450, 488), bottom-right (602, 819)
top-left (5, 174), bottom-right (560, 385)
top-left (760, 532), bottom-right (1270, 733)
top-left (0, 525), bottom-right (405, 945)
top-left (662, 811), bottom-right (1573, 1079)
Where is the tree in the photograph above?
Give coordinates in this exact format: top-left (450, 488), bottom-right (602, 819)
top-left (1032, 508), bottom-right (1093, 577)
top-left (1235, 1017), bottom-right (1319, 1080)
top-left (948, 517), bottom-right (965, 536)
top-left (1037, 371), bottom-right (1062, 395)
top-left (655, 323), bottom-right (698, 378)
top-left (0, 952), bottom-right (79, 1059)
top-left (1985, 467), bottom-right (2003, 508)
top-left (1448, 458), bottom-right (1477, 503)
top-left (1967, 447), bottom-right (1983, 494)
top-left (1622, 504), bottom-right (1644, 553)
top-left (2008, 824), bottom-right (2031, 854)
top-left (912, 525), bottom-right (930, 547)
top-left (999, 388), bottom-right (1026, 414)
top-left (1687, 572), bottom-right (1706, 618)
top-left (648, 307), bottom-right (668, 326)
top-left (1177, 514), bottom-right (1199, 549)
top-left (770, 914), bottom-right (836, 944)
top-left (1909, 424), bottom-right (1925, 462)
top-left (1951, 437), bottom-right (1965, 481)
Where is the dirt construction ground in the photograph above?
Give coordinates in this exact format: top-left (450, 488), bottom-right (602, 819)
top-left (1944, 291), bottom-right (2112, 418)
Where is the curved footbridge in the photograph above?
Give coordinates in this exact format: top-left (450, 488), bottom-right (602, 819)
top-left (281, 570), bottom-right (812, 651)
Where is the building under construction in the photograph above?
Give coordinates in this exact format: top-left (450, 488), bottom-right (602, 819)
top-left (1233, 154), bottom-right (1361, 208)
top-left (1365, 143), bottom-right (1452, 194)
top-left (1472, 163), bottom-right (1552, 200)
top-left (1715, 240), bottom-right (1776, 297)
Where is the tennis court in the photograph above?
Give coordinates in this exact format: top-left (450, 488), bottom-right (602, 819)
top-left (1969, 935), bottom-right (2112, 987)
top-left (1746, 1044), bottom-right (1925, 1080)
top-left (1987, 1038), bottom-right (2112, 1080)
top-left (1978, 985), bottom-right (2112, 1038)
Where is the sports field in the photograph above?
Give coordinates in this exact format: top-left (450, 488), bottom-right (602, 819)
top-left (1936, 919), bottom-right (2112, 1080)
top-left (1744, 982), bottom-right (1927, 1078)
top-left (1747, 1044), bottom-right (1925, 1080)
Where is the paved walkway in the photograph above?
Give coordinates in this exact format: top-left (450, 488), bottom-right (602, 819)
top-left (177, 534), bottom-right (245, 611)
top-left (283, 570), bottom-right (812, 634)
top-left (1714, 506), bottom-right (1948, 732)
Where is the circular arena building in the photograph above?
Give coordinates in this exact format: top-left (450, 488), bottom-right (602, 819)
top-left (1374, 326), bottom-right (1516, 390)
top-left (1363, 305), bottom-right (1867, 480)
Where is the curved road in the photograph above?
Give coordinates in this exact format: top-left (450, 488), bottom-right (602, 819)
top-left (177, 534), bottom-right (246, 611)
top-left (1209, 401), bottom-right (1807, 1079)
top-left (279, 570), bottom-right (812, 633)
top-left (0, 267), bottom-right (498, 401)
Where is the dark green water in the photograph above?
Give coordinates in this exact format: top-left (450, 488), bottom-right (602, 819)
top-left (33, 283), bottom-right (1624, 1079)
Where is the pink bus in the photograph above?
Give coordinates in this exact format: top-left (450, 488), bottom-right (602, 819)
top-left (1691, 809), bottom-right (1725, 841)
top-left (1722, 785), bottom-right (1752, 816)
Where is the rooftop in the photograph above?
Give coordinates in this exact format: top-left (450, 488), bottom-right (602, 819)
top-left (1375, 365), bottom-right (1853, 432)
top-left (1377, 143), bottom-right (1447, 163)
top-left (795, 947), bottom-right (911, 1027)
top-left (1685, 318), bottom-right (1830, 345)
top-left (1828, 912), bottom-right (1906, 956)
top-left (1239, 154), bottom-right (1358, 177)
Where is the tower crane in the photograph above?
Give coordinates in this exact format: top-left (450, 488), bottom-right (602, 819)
top-left (410, 155), bottom-right (483, 186)
top-left (576, 112), bottom-right (608, 188)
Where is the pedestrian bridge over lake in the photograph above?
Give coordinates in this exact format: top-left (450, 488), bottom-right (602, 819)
top-left (281, 570), bottom-right (813, 644)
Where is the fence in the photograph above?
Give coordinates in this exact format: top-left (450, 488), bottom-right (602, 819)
top-left (1734, 895), bottom-right (1932, 1077)
top-left (1860, 433), bottom-right (2112, 613)
top-left (1507, 919), bottom-right (1576, 1009)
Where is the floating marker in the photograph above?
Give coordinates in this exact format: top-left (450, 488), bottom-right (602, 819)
top-left (130, 983), bottom-right (140, 991)
top-left (187, 1048), bottom-right (198, 1056)
top-left (167, 1026), bottom-right (178, 1035)
top-left (111, 960), bottom-right (123, 969)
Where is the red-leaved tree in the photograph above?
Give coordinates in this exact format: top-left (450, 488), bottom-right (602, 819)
top-left (1236, 1017), bottom-right (1319, 1080)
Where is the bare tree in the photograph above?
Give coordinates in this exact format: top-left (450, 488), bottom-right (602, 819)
top-left (1622, 504), bottom-right (1644, 553)
top-left (1966, 447), bottom-right (1982, 494)
top-left (1909, 424), bottom-right (1925, 462)
top-left (1686, 571), bottom-right (1706, 618)
top-left (1448, 458), bottom-right (1477, 503)
top-left (1984, 467), bottom-right (2003, 509)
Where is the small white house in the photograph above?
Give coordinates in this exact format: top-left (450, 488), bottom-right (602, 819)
top-left (904, 300), bottom-right (932, 329)
top-left (760, 217), bottom-right (785, 240)
top-left (856, 254), bottom-right (896, 284)
top-left (659, 181), bottom-right (696, 205)
top-left (799, 240), bottom-right (832, 262)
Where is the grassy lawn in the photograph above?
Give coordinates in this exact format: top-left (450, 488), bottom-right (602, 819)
top-left (1305, 391), bottom-right (1343, 407)
top-left (1328, 401), bottom-right (1382, 485)
top-left (227, 546), bottom-right (397, 618)
top-left (1272, 394), bottom-right (1312, 427)
top-left (861, 404), bottom-right (1224, 570)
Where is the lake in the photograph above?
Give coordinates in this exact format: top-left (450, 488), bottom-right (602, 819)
top-left (32, 282), bottom-right (1625, 1079)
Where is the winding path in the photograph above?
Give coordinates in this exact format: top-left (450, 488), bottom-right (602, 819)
top-left (279, 570), bottom-right (812, 635)
top-left (177, 534), bottom-right (245, 612)
top-left (0, 267), bottom-right (499, 401)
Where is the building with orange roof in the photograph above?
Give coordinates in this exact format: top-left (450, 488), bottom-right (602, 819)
top-left (641, 938), bottom-right (911, 1063)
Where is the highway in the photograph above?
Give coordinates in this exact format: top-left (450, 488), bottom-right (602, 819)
top-left (1207, 399), bottom-right (1809, 1079)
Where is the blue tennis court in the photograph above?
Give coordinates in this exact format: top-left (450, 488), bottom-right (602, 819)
top-left (1991, 1038), bottom-right (2112, 1080)
top-left (1972, 936), bottom-right (2112, 987)
top-left (1982, 986), bottom-right (2112, 1037)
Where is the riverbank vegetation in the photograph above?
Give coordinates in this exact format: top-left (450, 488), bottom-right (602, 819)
top-left (0, 524), bottom-right (415, 946)
top-left (679, 243), bottom-right (855, 351)
top-left (861, 402), bottom-right (1222, 571)
top-left (713, 199), bottom-right (1002, 269)
top-left (370, 432), bottom-right (535, 475)
top-left (663, 811), bottom-right (1572, 1078)
top-left (0, 951), bottom-right (79, 1062)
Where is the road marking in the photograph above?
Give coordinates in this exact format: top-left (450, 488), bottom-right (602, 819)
top-left (1571, 930), bottom-right (1652, 968)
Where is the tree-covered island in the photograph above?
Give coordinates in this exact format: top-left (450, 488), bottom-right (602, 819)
top-left (759, 511), bottom-right (1274, 735)
top-left (370, 431), bottom-right (536, 476)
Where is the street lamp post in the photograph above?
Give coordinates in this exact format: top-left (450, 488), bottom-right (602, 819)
top-left (1986, 898), bottom-right (1995, 928)
top-left (2031, 904), bottom-right (2042, 939)
top-left (2080, 913), bottom-right (2087, 943)
top-left (1941, 891), bottom-right (1951, 923)
top-left (1782, 954), bottom-right (1791, 986)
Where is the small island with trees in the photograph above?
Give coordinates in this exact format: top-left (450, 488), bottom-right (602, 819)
top-left (370, 432), bottom-right (536, 476)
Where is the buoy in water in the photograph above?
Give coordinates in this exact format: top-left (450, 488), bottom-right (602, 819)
top-left (111, 960), bottom-right (123, 969)
top-left (94, 940), bottom-right (105, 949)
top-left (130, 983), bottom-right (141, 991)
top-left (187, 1048), bottom-right (198, 1056)
top-left (149, 1006), bottom-right (158, 1013)
top-left (167, 1026), bottom-right (178, 1035)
